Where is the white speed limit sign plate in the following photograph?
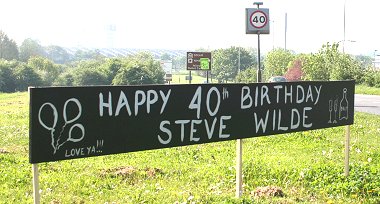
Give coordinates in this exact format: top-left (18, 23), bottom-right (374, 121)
top-left (246, 8), bottom-right (270, 34)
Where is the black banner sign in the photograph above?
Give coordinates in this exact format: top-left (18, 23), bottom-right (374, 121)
top-left (29, 81), bottom-right (354, 163)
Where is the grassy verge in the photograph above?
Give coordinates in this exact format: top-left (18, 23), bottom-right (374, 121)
top-left (355, 84), bottom-right (380, 95)
top-left (0, 92), bottom-right (379, 203)
top-left (170, 71), bottom-right (216, 84)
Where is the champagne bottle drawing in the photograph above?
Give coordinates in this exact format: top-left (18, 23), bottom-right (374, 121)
top-left (339, 88), bottom-right (349, 120)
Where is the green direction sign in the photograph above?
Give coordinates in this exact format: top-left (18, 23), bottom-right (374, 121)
top-left (200, 58), bottom-right (210, 70)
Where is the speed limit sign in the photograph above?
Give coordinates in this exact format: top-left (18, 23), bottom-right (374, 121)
top-left (250, 10), bottom-right (268, 28)
top-left (246, 8), bottom-right (270, 34)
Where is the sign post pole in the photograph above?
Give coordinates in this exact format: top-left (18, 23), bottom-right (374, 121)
top-left (32, 164), bottom-right (40, 204)
top-left (236, 2), bottom-right (268, 197)
top-left (29, 86), bottom-right (40, 204)
top-left (236, 139), bottom-right (243, 197)
top-left (257, 32), bottom-right (261, 82)
top-left (344, 125), bottom-right (350, 176)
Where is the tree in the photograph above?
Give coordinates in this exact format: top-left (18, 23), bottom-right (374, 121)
top-left (113, 52), bottom-right (165, 85)
top-left (66, 59), bottom-right (108, 86)
top-left (285, 59), bottom-right (303, 81)
top-left (13, 63), bottom-right (43, 91)
top-left (301, 52), bottom-right (330, 81)
top-left (127, 52), bottom-right (165, 84)
top-left (301, 42), bottom-right (361, 81)
top-left (0, 60), bottom-right (18, 92)
top-left (263, 48), bottom-right (295, 79)
top-left (113, 65), bottom-right (153, 85)
top-left (53, 70), bottom-right (75, 86)
top-left (28, 56), bottom-right (62, 86)
top-left (73, 49), bottom-right (103, 61)
top-left (172, 55), bottom-right (186, 70)
top-left (19, 38), bottom-right (46, 62)
top-left (99, 58), bottom-right (125, 84)
top-left (212, 47), bottom-right (255, 83)
top-left (45, 45), bottom-right (72, 64)
top-left (0, 31), bottom-right (19, 60)
top-left (235, 67), bottom-right (257, 83)
top-left (160, 53), bottom-right (172, 61)
top-left (355, 54), bottom-right (373, 69)
top-left (330, 54), bottom-right (361, 81)
top-left (72, 68), bottom-right (108, 86)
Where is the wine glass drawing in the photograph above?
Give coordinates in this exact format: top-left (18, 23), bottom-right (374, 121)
top-left (333, 97), bottom-right (338, 123)
top-left (328, 99), bottom-right (333, 123)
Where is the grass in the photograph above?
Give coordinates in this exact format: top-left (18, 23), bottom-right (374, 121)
top-left (170, 71), bottom-right (216, 84)
top-left (0, 91), bottom-right (379, 203)
top-left (355, 84), bottom-right (380, 95)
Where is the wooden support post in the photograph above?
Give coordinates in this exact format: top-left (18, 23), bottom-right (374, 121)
top-left (236, 139), bottom-right (243, 197)
top-left (344, 125), bottom-right (350, 176)
top-left (32, 164), bottom-right (40, 204)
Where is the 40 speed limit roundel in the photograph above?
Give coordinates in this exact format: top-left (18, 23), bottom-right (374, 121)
top-left (250, 10), bottom-right (268, 28)
top-left (246, 8), bottom-right (270, 34)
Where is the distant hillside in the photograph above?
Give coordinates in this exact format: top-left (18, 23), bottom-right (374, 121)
top-left (63, 47), bottom-right (187, 58)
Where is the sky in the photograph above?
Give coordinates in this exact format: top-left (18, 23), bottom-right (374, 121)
top-left (1, 0), bottom-right (379, 56)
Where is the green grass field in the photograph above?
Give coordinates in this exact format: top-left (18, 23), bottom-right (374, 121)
top-left (355, 84), bottom-right (380, 95)
top-left (170, 72), bottom-right (216, 84)
top-left (0, 90), bottom-right (379, 203)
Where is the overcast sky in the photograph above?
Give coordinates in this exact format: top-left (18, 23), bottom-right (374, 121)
top-left (1, 0), bottom-right (379, 55)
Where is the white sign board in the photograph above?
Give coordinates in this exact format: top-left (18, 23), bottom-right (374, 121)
top-left (246, 8), bottom-right (270, 34)
top-left (161, 60), bottom-right (172, 74)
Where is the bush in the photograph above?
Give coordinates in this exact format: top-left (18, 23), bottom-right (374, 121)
top-left (72, 68), bottom-right (109, 86)
top-left (235, 67), bottom-right (257, 83)
top-left (362, 69), bottom-right (380, 88)
top-left (13, 64), bottom-right (43, 91)
top-left (285, 59), bottom-right (303, 81)
top-left (0, 60), bottom-right (17, 92)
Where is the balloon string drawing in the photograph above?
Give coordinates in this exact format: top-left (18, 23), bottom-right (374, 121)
top-left (38, 98), bottom-right (85, 154)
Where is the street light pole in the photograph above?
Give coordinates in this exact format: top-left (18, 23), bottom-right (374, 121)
top-left (374, 50), bottom-right (378, 68)
top-left (343, 0), bottom-right (346, 53)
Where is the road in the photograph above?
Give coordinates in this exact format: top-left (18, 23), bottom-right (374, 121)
top-left (355, 94), bottom-right (380, 115)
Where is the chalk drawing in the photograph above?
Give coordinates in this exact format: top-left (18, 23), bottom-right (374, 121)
top-left (38, 98), bottom-right (85, 154)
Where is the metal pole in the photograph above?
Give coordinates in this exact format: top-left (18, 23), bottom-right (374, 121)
top-left (257, 33), bottom-right (262, 82)
top-left (285, 13), bottom-right (287, 50)
top-left (238, 47), bottom-right (241, 73)
top-left (343, 0), bottom-right (346, 53)
top-left (256, 2), bottom-right (262, 83)
top-left (189, 71), bottom-right (192, 84)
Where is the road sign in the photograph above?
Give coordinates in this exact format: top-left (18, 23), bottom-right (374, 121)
top-left (246, 8), bottom-right (270, 34)
top-left (187, 52), bottom-right (211, 71)
top-left (165, 73), bottom-right (172, 81)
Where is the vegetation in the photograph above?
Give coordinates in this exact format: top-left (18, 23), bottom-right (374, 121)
top-left (1, 30), bottom-right (380, 93)
top-left (355, 84), bottom-right (380, 95)
top-left (0, 92), bottom-right (379, 203)
top-left (263, 48), bottom-right (295, 79)
top-left (211, 47), bottom-right (256, 83)
top-left (0, 31), bottom-right (19, 60)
